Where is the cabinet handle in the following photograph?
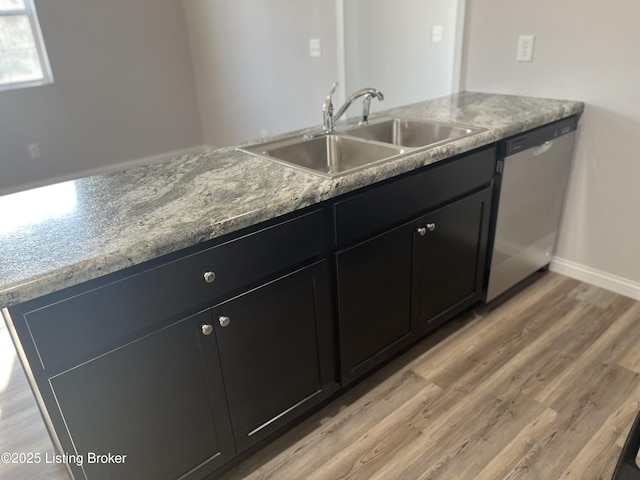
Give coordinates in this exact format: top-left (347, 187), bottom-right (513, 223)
top-left (218, 316), bottom-right (231, 328)
top-left (417, 224), bottom-right (436, 237)
top-left (201, 324), bottom-right (214, 336)
top-left (203, 271), bottom-right (216, 284)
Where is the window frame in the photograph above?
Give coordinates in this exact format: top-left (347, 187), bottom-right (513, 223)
top-left (0, 0), bottom-right (53, 92)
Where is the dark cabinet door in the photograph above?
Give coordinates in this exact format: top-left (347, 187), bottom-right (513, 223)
top-left (48, 309), bottom-right (235, 480)
top-left (211, 261), bottom-right (336, 453)
top-left (413, 187), bottom-right (492, 335)
top-left (335, 218), bottom-right (422, 385)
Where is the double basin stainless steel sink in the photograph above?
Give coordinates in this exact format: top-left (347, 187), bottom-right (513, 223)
top-left (239, 117), bottom-right (485, 178)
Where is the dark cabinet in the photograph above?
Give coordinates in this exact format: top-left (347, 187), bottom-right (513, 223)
top-left (50, 309), bottom-right (235, 480)
top-left (4, 145), bottom-right (498, 479)
top-left (413, 187), bottom-right (492, 335)
top-left (336, 219), bottom-right (421, 384)
top-left (333, 147), bottom-right (496, 385)
top-left (336, 189), bottom-right (491, 385)
top-left (45, 262), bottom-right (336, 479)
top-left (5, 206), bottom-right (335, 480)
top-left (211, 261), bottom-right (335, 453)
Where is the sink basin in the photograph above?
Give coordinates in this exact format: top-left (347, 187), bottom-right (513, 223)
top-left (238, 117), bottom-right (485, 178)
top-left (240, 134), bottom-right (405, 177)
top-left (345, 118), bottom-right (484, 148)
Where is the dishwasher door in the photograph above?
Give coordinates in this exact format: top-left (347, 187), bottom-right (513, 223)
top-left (485, 128), bottom-right (576, 302)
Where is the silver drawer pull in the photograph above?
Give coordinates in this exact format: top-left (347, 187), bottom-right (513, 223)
top-left (201, 324), bottom-right (213, 336)
top-left (417, 227), bottom-right (427, 236)
top-left (203, 271), bottom-right (216, 284)
top-left (427, 223), bottom-right (436, 232)
top-left (218, 316), bottom-right (231, 328)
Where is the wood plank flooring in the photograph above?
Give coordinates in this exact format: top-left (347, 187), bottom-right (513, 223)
top-left (0, 320), bottom-right (70, 480)
top-left (2, 272), bottom-right (640, 480)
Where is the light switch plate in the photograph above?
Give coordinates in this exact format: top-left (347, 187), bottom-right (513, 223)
top-left (28, 143), bottom-right (41, 159)
top-left (432, 25), bottom-right (443, 43)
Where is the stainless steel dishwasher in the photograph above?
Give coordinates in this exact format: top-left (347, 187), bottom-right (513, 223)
top-left (485, 116), bottom-right (578, 302)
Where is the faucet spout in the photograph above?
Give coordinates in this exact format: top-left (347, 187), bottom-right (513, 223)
top-left (333, 88), bottom-right (384, 127)
top-left (315, 83), bottom-right (384, 137)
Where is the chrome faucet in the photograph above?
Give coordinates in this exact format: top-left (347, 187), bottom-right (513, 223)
top-left (321, 82), bottom-right (384, 134)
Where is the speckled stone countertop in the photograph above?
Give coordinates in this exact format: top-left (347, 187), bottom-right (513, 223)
top-left (0, 92), bottom-right (584, 308)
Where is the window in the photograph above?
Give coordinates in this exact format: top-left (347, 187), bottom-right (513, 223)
top-left (0, 0), bottom-right (52, 91)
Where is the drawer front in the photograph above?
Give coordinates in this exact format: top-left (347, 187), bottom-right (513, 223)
top-left (18, 208), bottom-right (326, 372)
top-left (333, 145), bottom-right (496, 247)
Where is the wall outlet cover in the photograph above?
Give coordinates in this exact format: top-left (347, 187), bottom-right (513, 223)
top-left (517, 35), bottom-right (535, 62)
top-left (309, 38), bottom-right (321, 58)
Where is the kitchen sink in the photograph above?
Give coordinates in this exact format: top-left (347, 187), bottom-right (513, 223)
top-left (240, 134), bottom-right (405, 177)
top-left (345, 117), bottom-right (485, 148)
top-left (238, 117), bottom-right (485, 178)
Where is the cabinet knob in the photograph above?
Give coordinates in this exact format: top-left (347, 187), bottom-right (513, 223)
top-left (417, 227), bottom-right (427, 236)
top-left (203, 271), bottom-right (216, 284)
top-left (201, 324), bottom-right (213, 336)
top-left (427, 223), bottom-right (436, 232)
top-left (218, 316), bottom-right (231, 328)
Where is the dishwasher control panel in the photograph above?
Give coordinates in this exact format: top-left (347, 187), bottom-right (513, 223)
top-left (501, 115), bottom-right (578, 156)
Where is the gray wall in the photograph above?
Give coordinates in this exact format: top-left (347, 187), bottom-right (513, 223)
top-left (463, 0), bottom-right (640, 298)
top-left (0, 0), bottom-right (204, 194)
top-left (344, 0), bottom-right (459, 113)
top-left (1, 0), bottom-right (463, 193)
top-left (183, 0), bottom-right (339, 147)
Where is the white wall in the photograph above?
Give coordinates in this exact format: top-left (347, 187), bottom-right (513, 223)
top-left (183, 0), bottom-right (339, 147)
top-left (463, 0), bottom-right (640, 298)
top-left (344, 0), bottom-right (458, 112)
top-left (0, 0), bottom-right (204, 194)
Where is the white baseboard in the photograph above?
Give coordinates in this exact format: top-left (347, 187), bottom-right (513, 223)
top-left (0, 145), bottom-right (211, 197)
top-left (550, 256), bottom-right (640, 301)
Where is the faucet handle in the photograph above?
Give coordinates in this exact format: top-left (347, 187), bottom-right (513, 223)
top-left (322, 82), bottom-right (339, 133)
top-left (323, 82), bottom-right (338, 111)
top-left (327, 82), bottom-right (339, 99)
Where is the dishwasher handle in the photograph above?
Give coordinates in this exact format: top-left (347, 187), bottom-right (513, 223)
top-left (532, 141), bottom-right (553, 156)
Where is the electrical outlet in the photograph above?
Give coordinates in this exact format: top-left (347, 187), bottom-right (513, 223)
top-left (28, 143), bottom-right (41, 159)
top-left (516, 35), bottom-right (535, 62)
top-left (309, 38), bottom-right (321, 58)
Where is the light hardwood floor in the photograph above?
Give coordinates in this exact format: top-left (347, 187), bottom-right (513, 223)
top-left (2, 272), bottom-right (640, 480)
top-left (0, 322), bottom-right (70, 480)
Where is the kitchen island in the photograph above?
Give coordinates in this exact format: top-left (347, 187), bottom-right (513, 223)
top-left (0, 92), bottom-right (584, 480)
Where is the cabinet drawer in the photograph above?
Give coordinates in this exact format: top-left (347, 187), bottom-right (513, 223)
top-left (333, 145), bottom-right (496, 247)
top-left (17, 208), bottom-right (326, 372)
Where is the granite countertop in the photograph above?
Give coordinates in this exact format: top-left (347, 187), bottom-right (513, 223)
top-left (0, 92), bottom-right (584, 308)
